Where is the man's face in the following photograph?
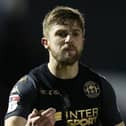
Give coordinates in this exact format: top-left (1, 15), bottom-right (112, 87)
top-left (45, 21), bottom-right (84, 65)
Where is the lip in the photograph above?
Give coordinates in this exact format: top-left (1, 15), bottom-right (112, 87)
top-left (64, 47), bottom-right (74, 50)
top-left (63, 45), bottom-right (75, 50)
top-left (63, 47), bottom-right (76, 56)
top-left (63, 48), bottom-right (75, 53)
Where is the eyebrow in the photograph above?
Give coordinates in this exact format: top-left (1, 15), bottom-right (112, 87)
top-left (55, 28), bottom-right (82, 33)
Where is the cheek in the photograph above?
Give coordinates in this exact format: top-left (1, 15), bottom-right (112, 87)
top-left (51, 38), bottom-right (64, 47)
top-left (48, 40), bottom-right (62, 51)
top-left (75, 39), bottom-right (84, 48)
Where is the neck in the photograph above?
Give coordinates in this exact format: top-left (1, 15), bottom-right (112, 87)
top-left (48, 61), bottom-right (79, 79)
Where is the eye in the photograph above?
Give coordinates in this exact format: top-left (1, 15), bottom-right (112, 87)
top-left (72, 29), bottom-right (81, 37)
top-left (72, 31), bottom-right (80, 36)
top-left (56, 30), bottom-right (68, 37)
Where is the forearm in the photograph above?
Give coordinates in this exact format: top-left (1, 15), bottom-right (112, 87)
top-left (4, 116), bottom-right (26, 126)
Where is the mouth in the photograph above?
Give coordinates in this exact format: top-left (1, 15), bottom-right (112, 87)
top-left (62, 46), bottom-right (77, 56)
top-left (64, 48), bottom-right (74, 51)
top-left (63, 45), bottom-right (75, 51)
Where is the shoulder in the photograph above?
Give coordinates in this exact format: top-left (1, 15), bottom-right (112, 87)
top-left (79, 63), bottom-right (114, 90)
top-left (9, 64), bottom-right (48, 97)
top-left (79, 63), bottom-right (100, 77)
top-left (29, 63), bottom-right (47, 75)
top-left (28, 63), bottom-right (47, 79)
top-left (10, 75), bottom-right (37, 97)
top-left (10, 64), bottom-right (48, 96)
top-left (79, 63), bottom-right (104, 79)
top-left (6, 75), bottom-right (38, 115)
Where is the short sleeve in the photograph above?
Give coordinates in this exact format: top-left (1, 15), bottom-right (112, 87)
top-left (5, 75), bottom-right (38, 119)
top-left (100, 77), bottom-right (123, 125)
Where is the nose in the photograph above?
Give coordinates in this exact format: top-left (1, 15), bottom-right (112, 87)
top-left (65, 34), bottom-right (72, 43)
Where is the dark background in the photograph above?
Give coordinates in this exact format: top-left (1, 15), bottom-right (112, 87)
top-left (0, 0), bottom-right (126, 125)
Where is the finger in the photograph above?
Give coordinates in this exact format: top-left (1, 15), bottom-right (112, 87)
top-left (26, 116), bottom-right (40, 126)
top-left (38, 116), bottom-right (55, 126)
top-left (39, 108), bottom-right (56, 126)
top-left (28, 108), bottom-right (38, 119)
top-left (49, 115), bottom-right (56, 126)
top-left (41, 107), bottom-right (56, 117)
top-left (31, 116), bottom-right (40, 122)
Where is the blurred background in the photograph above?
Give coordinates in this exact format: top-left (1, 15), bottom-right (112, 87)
top-left (0, 0), bottom-right (126, 125)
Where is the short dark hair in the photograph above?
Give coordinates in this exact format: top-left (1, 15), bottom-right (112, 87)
top-left (42, 6), bottom-right (85, 37)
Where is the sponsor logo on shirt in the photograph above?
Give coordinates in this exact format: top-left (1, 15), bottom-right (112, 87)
top-left (66, 107), bottom-right (99, 126)
top-left (40, 107), bottom-right (99, 126)
top-left (40, 89), bottom-right (61, 96)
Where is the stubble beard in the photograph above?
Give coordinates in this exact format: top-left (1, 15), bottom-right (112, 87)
top-left (50, 47), bottom-right (82, 65)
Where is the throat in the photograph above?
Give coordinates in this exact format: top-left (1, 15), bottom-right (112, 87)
top-left (48, 62), bottom-right (79, 79)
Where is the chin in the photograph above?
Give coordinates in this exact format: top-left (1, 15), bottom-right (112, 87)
top-left (59, 57), bottom-right (79, 65)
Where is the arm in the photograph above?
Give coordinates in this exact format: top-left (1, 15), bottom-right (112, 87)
top-left (4, 75), bottom-right (56, 126)
top-left (100, 78), bottom-right (125, 126)
top-left (5, 108), bottom-right (56, 126)
top-left (5, 116), bottom-right (26, 126)
top-left (4, 75), bottom-right (38, 126)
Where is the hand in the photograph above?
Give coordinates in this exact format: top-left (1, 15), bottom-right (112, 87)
top-left (25, 107), bottom-right (56, 126)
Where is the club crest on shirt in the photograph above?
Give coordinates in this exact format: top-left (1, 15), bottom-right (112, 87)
top-left (83, 81), bottom-right (100, 98)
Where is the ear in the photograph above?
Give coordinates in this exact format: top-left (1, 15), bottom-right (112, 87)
top-left (41, 37), bottom-right (48, 49)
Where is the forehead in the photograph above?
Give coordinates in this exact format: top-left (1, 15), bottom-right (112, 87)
top-left (49, 21), bottom-right (82, 32)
